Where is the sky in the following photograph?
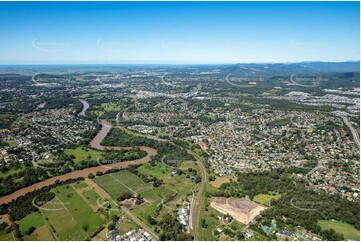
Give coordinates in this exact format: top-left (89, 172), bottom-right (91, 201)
top-left (0, 1), bottom-right (359, 64)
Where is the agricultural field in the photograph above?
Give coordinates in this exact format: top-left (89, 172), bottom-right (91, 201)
top-left (252, 192), bottom-right (282, 206)
top-left (92, 161), bottom-right (199, 235)
top-left (0, 231), bottom-right (15, 241)
top-left (18, 212), bottom-right (45, 234)
top-left (40, 196), bottom-right (89, 240)
top-left (318, 220), bottom-right (360, 241)
top-left (93, 170), bottom-right (154, 199)
top-left (32, 185), bottom-right (104, 240)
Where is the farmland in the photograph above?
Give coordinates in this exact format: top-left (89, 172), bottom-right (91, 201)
top-left (92, 160), bottom-right (199, 235)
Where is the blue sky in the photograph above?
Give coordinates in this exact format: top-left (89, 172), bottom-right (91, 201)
top-left (0, 1), bottom-right (359, 64)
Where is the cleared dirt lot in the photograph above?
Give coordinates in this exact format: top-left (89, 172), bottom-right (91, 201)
top-left (210, 197), bottom-right (267, 224)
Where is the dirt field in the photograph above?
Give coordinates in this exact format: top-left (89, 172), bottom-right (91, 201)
top-left (196, 142), bottom-right (208, 151)
top-left (210, 197), bottom-right (267, 224)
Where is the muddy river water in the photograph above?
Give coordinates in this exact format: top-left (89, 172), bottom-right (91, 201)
top-left (0, 120), bottom-right (157, 205)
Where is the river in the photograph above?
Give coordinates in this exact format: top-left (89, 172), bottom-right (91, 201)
top-left (78, 99), bottom-right (90, 116)
top-left (0, 120), bottom-right (157, 205)
top-left (35, 102), bottom-right (46, 110)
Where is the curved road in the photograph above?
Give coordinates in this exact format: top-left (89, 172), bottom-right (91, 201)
top-left (342, 116), bottom-right (360, 148)
top-left (0, 120), bottom-right (157, 205)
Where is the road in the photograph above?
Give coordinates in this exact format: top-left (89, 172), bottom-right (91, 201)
top-left (117, 110), bottom-right (207, 240)
top-left (342, 116), bottom-right (360, 148)
top-left (121, 207), bottom-right (159, 240)
top-left (188, 151), bottom-right (207, 241)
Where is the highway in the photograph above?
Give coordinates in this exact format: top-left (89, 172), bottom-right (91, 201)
top-left (342, 116), bottom-right (360, 148)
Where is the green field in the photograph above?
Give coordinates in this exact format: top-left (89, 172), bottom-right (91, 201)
top-left (53, 185), bottom-right (103, 237)
top-left (318, 220), bottom-right (360, 241)
top-left (101, 102), bottom-right (120, 111)
top-left (93, 170), bottom-right (153, 199)
top-left (40, 197), bottom-right (88, 240)
top-left (0, 231), bottom-right (14, 241)
top-left (18, 212), bottom-right (45, 234)
top-left (73, 181), bottom-right (89, 190)
top-left (64, 147), bottom-right (103, 163)
top-left (93, 161), bottom-right (198, 234)
top-left (253, 192), bottom-right (282, 206)
top-left (83, 189), bottom-right (101, 206)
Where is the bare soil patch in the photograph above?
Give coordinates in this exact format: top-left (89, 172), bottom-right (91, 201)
top-left (210, 197), bottom-right (267, 224)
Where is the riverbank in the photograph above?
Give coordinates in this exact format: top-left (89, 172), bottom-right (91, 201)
top-left (0, 120), bottom-right (157, 205)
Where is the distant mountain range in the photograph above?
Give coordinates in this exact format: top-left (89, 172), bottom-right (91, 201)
top-left (225, 61), bottom-right (360, 77)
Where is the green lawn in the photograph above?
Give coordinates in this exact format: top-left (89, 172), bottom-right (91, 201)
top-left (18, 212), bottom-right (45, 234)
top-left (318, 220), bottom-right (360, 241)
top-left (73, 181), bottom-right (89, 190)
top-left (83, 189), bottom-right (101, 206)
top-left (93, 170), bottom-right (153, 199)
top-left (53, 185), bottom-right (103, 237)
top-left (64, 147), bottom-right (103, 163)
top-left (23, 233), bottom-right (38, 241)
top-left (40, 196), bottom-right (88, 240)
top-left (253, 192), bottom-right (281, 206)
top-left (0, 231), bottom-right (14, 241)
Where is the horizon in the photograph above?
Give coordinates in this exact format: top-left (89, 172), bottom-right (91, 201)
top-left (0, 1), bottom-right (359, 64)
top-left (0, 60), bottom-right (360, 67)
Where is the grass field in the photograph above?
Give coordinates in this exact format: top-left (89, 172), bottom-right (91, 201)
top-left (101, 102), bottom-right (121, 111)
top-left (64, 147), bottom-right (103, 163)
top-left (23, 233), bottom-right (38, 241)
top-left (93, 161), bottom-right (198, 234)
top-left (93, 170), bottom-right (154, 199)
top-left (253, 192), bottom-right (281, 206)
top-left (18, 212), bottom-right (45, 234)
top-left (73, 181), bottom-right (89, 190)
top-left (40, 196), bottom-right (88, 240)
top-left (53, 185), bottom-right (103, 237)
top-left (0, 231), bottom-right (14, 241)
top-left (83, 189), bottom-right (102, 206)
top-left (34, 225), bottom-right (54, 241)
top-left (118, 215), bottom-right (138, 234)
top-left (318, 220), bottom-right (360, 241)
top-left (198, 194), bottom-right (224, 241)
top-left (210, 174), bottom-right (236, 188)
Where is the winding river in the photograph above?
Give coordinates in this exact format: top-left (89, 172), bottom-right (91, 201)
top-left (78, 99), bottom-right (90, 116)
top-left (0, 120), bottom-right (157, 205)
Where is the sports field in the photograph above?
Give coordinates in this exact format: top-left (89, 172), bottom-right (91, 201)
top-left (318, 220), bottom-right (360, 241)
